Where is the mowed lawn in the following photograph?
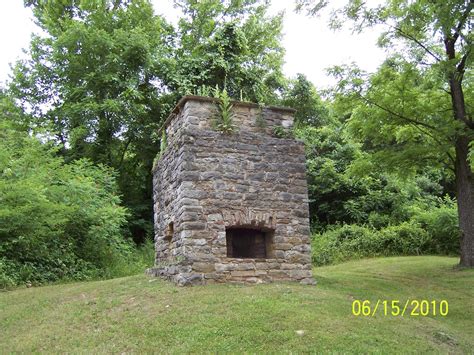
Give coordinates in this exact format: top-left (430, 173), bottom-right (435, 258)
top-left (1, 256), bottom-right (473, 353)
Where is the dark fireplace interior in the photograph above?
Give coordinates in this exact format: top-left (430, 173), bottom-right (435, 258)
top-left (226, 227), bottom-right (274, 258)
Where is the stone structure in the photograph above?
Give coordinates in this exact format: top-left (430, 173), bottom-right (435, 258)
top-left (149, 95), bottom-right (315, 285)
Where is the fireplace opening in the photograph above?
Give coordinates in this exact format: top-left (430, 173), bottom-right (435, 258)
top-left (226, 227), bottom-right (274, 259)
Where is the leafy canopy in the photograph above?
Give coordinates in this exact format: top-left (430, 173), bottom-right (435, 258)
top-left (297, 0), bottom-right (473, 172)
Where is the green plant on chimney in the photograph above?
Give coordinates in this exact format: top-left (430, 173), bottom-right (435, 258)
top-left (273, 125), bottom-right (291, 138)
top-left (212, 85), bottom-right (234, 134)
top-left (195, 85), bottom-right (212, 97)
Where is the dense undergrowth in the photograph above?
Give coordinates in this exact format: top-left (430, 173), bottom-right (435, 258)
top-left (311, 199), bottom-right (459, 266)
top-left (294, 123), bottom-right (460, 267)
top-left (0, 120), bottom-right (155, 289)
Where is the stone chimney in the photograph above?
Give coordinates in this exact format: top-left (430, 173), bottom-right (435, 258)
top-left (149, 95), bottom-right (315, 286)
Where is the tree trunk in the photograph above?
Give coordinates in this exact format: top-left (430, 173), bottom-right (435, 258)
top-left (454, 135), bottom-right (474, 267)
top-left (444, 33), bottom-right (473, 266)
top-left (451, 83), bottom-right (474, 266)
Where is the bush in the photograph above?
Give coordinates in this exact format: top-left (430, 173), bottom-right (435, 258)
top-left (410, 198), bottom-right (459, 255)
top-left (0, 258), bottom-right (17, 289)
top-left (312, 222), bottom-right (442, 266)
top-left (311, 194), bottom-right (460, 266)
top-left (376, 223), bottom-right (430, 255)
top-left (312, 224), bottom-right (376, 266)
top-left (0, 121), bottom-right (146, 287)
top-left (101, 239), bottom-right (155, 279)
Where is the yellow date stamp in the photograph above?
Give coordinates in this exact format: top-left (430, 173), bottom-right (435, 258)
top-left (352, 299), bottom-right (449, 317)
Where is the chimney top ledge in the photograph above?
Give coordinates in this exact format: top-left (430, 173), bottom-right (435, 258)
top-left (159, 95), bottom-right (296, 134)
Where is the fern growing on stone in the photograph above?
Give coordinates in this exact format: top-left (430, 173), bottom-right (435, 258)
top-left (212, 86), bottom-right (234, 134)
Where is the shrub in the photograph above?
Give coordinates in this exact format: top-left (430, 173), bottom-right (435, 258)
top-left (311, 194), bottom-right (460, 266)
top-left (376, 223), bottom-right (430, 255)
top-left (102, 239), bottom-right (155, 279)
top-left (311, 224), bottom-right (375, 265)
top-left (0, 258), bottom-right (17, 289)
top-left (410, 198), bottom-right (459, 255)
top-left (312, 222), bottom-right (433, 266)
top-left (0, 121), bottom-right (138, 287)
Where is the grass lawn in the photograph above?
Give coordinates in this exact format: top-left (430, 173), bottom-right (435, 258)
top-left (1, 256), bottom-right (473, 353)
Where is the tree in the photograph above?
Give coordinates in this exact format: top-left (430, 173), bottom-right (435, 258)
top-left (167, 0), bottom-right (286, 103)
top-left (283, 73), bottom-right (329, 126)
top-left (0, 94), bottom-right (130, 286)
top-left (10, 0), bottom-right (173, 242)
top-left (9, 0), bottom-right (288, 243)
top-left (298, 0), bottom-right (473, 266)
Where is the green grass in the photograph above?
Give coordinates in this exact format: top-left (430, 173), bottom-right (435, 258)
top-left (1, 256), bottom-right (473, 353)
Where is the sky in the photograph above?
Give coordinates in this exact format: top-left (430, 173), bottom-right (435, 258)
top-left (0, 0), bottom-right (387, 90)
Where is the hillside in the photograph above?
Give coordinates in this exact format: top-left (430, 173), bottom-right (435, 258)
top-left (1, 256), bottom-right (473, 353)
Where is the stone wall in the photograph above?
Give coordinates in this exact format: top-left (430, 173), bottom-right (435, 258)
top-left (149, 96), bottom-right (315, 286)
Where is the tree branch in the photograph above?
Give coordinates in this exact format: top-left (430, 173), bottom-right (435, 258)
top-left (452, 1), bottom-right (473, 42)
top-left (118, 136), bottom-right (133, 169)
top-left (358, 95), bottom-right (456, 167)
top-left (456, 47), bottom-right (471, 81)
top-left (444, 161), bottom-right (456, 174)
top-left (440, 87), bottom-right (451, 95)
top-left (393, 26), bottom-right (442, 62)
top-left (360, 95), bottom-right (438, 131)
top-left (410, 122), bottom-right (456, 167)
top-left (112, 0), bottom-right (121, 11)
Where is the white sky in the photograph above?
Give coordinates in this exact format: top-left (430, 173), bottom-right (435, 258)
top-left (0, 0), bottom-right (386, 90)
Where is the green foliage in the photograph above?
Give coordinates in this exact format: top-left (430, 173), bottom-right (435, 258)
top-left (194, 85), bottom-right (212, 97)
top-left (272, 125), bottom-right (291, 138)
top-left (295, 124), bottom-right (360, 227)
top-left (11, 0), bottom-right (174, 243)
top-left (294, 105), bottom-right (459, 260)
top-left (294, 104), bottom-right (458, 233)
top-left (100, 238), bottom-right (155, 280)
top-left (312, 196), bottom-right (459, 266)
top-left (169, 0), bottom-right (286, 103)
top-left (0, 119), bottom-right (145, 287)
top-left (212, 86), bottom-right (234, 134)
top-left (4, 0), bottom-right (467, 282)
top-left (313, 222), bottom-right (428, 266)
top-left (298, 0), bottom-right (473, 266)
top-left (0, 258), bottom-right (17, 289)
top-left (331, 58), bottom-right (459, 174)
top-left (14, 0), bottom-right (170, 161)
top-left (152, 129), bottom-right (168, 170)
top-left (283, 73), bottom-right (329, 127)
top-left (10, 0), bottom-right (288, 244)
top-left (410, 197), bottom-right (459, 255)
